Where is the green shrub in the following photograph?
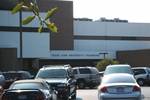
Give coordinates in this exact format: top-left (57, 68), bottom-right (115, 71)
top-left (96, 59), bottom-right (119, 71)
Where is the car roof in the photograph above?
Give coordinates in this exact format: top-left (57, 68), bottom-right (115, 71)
top-left (106, 64), bottom-right (131, 68)
top-left (73, 66), bottom-right (96, 69)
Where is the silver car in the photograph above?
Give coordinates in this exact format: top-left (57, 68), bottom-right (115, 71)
top-left (98, 73), bottom-right (141, 100)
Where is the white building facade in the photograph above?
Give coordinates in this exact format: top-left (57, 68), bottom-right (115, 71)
top-left (1, 0), bottom-right (150, 69)
top-left (1, 10), bottom-right (150, 60)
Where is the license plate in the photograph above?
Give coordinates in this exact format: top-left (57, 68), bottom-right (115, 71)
top-left (116, 87), bottom-right (124, 93)
top-left (18, 95), bottom-right (27, 99)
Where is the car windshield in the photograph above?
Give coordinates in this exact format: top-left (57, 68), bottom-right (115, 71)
top-left (104, 66), bottom-right (133, 75)
top-left (10, 82), bottom-right (47, 90)
top-left (36, 69), bottom-right (67, 78)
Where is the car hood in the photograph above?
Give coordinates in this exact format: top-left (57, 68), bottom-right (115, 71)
top-left (44, 78), bottom-right (68, 84)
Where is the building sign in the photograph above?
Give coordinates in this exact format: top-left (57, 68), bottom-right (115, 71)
top-left (49, 51), bottom-right (109, 59)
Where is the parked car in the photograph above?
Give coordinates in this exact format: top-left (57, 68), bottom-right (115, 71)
top-left (35, 64), bottom-right (77, 100)
top-left (2, 71), bottom-right (33, 89)
top-left (104, 64), bottom-right (134, 76)
top-left (98, 73), bottom-right (141, 100)
top-left (1, 79), bottom-right (57, 100)
top-left (132, 67), bottom-right (150, 86)
top-left (73, 66), bottom-right (100, 89)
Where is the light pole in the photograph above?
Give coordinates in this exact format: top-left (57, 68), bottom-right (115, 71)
top-left (19, 10), bottom-right (23, 69)
top-left (99, 52), bottom-right (108, 59)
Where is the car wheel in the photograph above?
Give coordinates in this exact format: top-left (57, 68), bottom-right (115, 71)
top-left (71, 93), bottom-right (76, 100)
top-left (137, 79), bottom-right (145, 86)
top-left (78, 81), bottom-right (85, 89)
top-left (71, 88), bottom-right (76, 100)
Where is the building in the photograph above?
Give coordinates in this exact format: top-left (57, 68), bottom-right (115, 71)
top-left (1, 0), bottom-right (150, 71)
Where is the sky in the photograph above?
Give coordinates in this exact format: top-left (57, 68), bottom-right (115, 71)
top-left (70, 0), bottom-right (150, 23)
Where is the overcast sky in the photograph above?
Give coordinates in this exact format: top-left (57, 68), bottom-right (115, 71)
top-left (71, 0), bottom-right (150, 23)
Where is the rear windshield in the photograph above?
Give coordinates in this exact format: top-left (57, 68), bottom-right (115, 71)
top-left (104, 66), bottom-right (133, 75)
top-left (10, 83), bottom-right (47, 90)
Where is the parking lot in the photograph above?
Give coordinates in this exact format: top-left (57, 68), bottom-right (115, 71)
top-left (77, 87), bottom-right (150, 100)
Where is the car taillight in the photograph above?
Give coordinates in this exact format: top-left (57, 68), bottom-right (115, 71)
top-left (133, 85), bottom-right (141, 92)
top-left (100, 86), bottom-right (107, 93)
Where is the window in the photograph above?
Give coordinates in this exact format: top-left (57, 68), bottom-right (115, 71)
top-left (121, 37), bottom-right (137, 40)
top-left (37, 69), bottom-right (67, 78)
top-left (73, 69), bottom-right (77, 74)
top-left (104, 66), bottom-right (133, 75)
top-left (11, 83), bottom-right (47, 90)
top-left (133, 69), bottom-right (146, 75)
top-left (79, 68), bottom-right (91, 74)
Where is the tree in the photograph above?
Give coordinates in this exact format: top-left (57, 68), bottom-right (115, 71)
top-left (96, 59), bottom-right (119, 71)
top-left (11, 0), bottom-right (58, 33)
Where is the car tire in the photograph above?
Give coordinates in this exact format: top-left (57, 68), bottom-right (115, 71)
top-left (78, 81), bottom-right (85, 89)
top-left (137, 79), bottom-right (145, 86)
top-left (71, 92), bottom-right (76, 100)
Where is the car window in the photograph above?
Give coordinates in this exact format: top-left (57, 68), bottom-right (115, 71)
top-left (91, 68), bottom-right (99, 74)
top-left (3, 73), bottom-right (21, 80)
top-left (133, 69), bottom-right (146, 75)
top-left (73, 69), bottom-right (78, 74)
top-left (148, 68), bottom-right (150, 74)
top-left (18, 71), bottom-right (32, 79)
top-left (79, 68), bottom-right (91, 74)
top-left (104, 66), bottom-right (133, 75)
top-left (36, 69), bottom-right (67, 78)
top-left (10, 82), bottom-right (47, 90)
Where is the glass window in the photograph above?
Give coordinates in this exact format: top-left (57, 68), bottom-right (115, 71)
top-left (104, 66), bottom-right (133, 75)
top-left (91, 68), bottom-right (99, 74)
top-left (11, 83), bottom-right (47, 90)
top-left (133, 69), bottom-right (146, 75)
top-left (73, 69), bottom-right (77, 74)
top-left (147, 68), bottom-right (150, 74)
top-left (36, 69), bottom-right (67, 78)
top-left (79, 68), bottom-right (91, 74)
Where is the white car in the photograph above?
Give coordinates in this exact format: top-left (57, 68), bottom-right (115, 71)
top-left (98, 73), bottom-right (141, 100)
